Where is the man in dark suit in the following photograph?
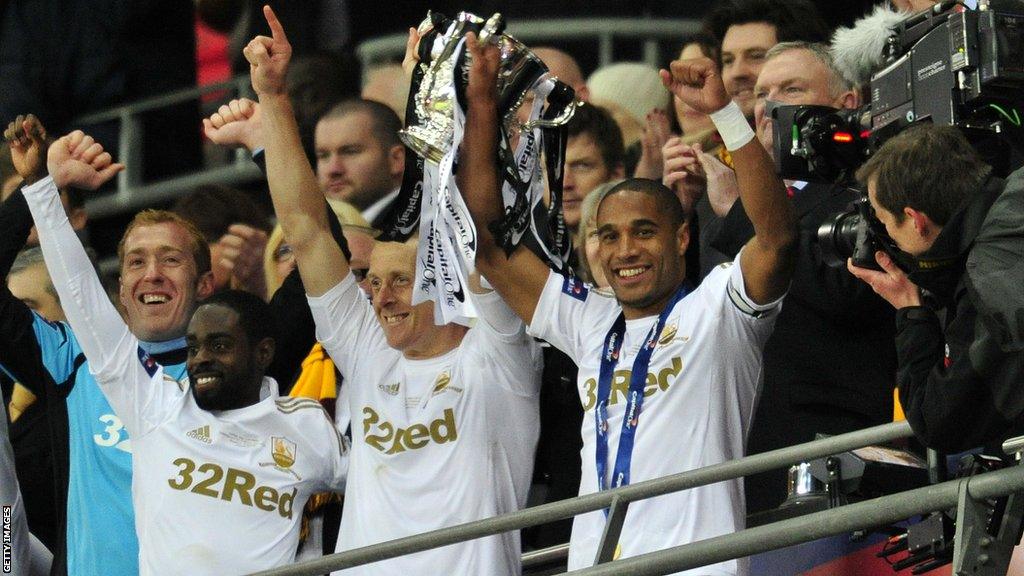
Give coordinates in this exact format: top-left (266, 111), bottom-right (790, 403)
top-left (708, 41), bottom-right (898, 514)
top-left (312, 99), bottom-right (405, 229)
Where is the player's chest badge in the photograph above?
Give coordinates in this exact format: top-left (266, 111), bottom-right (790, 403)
top-left (658, 323), bottom-right (689, 348)
top-left (259, 436), bottom-right (302, 481)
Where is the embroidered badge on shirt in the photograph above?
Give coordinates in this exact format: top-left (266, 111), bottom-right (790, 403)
top-left (260, 436), bottom-right (301, 480)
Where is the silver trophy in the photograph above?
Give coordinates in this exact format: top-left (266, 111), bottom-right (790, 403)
top-left (399, 12), bottom-right (576, 163)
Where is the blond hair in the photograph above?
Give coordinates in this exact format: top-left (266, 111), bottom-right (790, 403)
top-left (117, 210), bottom-right (211, 275)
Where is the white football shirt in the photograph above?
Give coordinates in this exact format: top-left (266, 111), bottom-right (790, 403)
top-left (528, 258), bottom-right (781, 576)
top-left (309, 273), bottom-right (542, 576)
top-left (119, 374), bottom-right (349, 576)
top-left (23, 174), bottom-right (350, 576)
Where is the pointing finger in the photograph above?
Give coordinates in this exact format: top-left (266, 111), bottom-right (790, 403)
top-left (263, 5), bottom-right (289, 45)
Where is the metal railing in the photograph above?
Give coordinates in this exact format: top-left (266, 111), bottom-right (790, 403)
top-left (569, 466), bottom-right (1024, 575)
top-left (248, 422), bottom-right (919, 576)
top-left (356, 18), bottom-right (701, 81)
top-left (74, 76), bottom-right (261, 219)
top-left (75, 18), bottom-right (698, 220)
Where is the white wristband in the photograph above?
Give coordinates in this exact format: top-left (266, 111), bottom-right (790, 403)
top-left (709, 101), bottom-right (755, 151)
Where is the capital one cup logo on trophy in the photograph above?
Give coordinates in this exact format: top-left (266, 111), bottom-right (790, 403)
top-left (378, 10), bottom-right (578, 324)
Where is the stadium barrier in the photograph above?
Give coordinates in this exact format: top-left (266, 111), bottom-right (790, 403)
top-left (237, 421), bottom-right (1024, 576)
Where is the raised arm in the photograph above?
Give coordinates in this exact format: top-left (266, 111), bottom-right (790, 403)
top-left (243, 5), bottom-right (348, 297)
top-left (23, 132), bottom-right (125, 374)
top-left (661, 58), bottom-right (797, 304)
top-left (459, 33), bottom-right (550, 326)
top-left (0, 117), bottom-right (54, 392)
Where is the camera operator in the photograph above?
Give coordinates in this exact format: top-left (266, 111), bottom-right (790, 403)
top-left (849, 123), bottom-right (1024, 452)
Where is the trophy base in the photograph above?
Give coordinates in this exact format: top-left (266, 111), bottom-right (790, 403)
top-left (399, 127), bottom-right (449, 164)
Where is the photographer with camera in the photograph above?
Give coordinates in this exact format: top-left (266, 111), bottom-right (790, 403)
top-left (849, 123), bottom-right (1024, 452)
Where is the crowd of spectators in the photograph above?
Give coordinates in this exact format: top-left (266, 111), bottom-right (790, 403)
top-left (4, 0), bottom-right (1024, 575)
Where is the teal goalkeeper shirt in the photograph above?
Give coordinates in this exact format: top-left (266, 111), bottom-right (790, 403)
top-left (30, 313), bottom-right (186, 576)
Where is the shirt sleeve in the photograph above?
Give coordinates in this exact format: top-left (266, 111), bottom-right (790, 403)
top-left (526, 271), bottom-right (619, 364)
top-left (463, 288), bottom-right (544, 397)
top-left (22, 176), bottom-right (178, 437)
top-left (699, 252), bottom-right (784, 345)
top-left (306, 272), bottom-right (388, 381)
top-left (896, 300), bottom-right (1024, 451)
top-left (316, 410), bottom-right (350, 493)
top-left (0, 186), bottom-right (80, 392)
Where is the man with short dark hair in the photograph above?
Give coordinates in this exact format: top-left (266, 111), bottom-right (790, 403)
top-left (563, 103), bottom-right (626, 234)
top-left (705, 0), bottom-right (830, 120)
top-left (463, 30), bottom-right (797, 575)
top-left (314, 99), bottom-right (405, 225)
top-left (849, 124), bottom-right (1024, 451)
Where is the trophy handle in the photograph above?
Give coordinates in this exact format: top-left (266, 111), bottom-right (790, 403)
top-left (478, 13), bottom-right (506, 44)
top-left (520, 81), bottom-right (578, 132)
top-left (521, 102), bottom-right (577, 131)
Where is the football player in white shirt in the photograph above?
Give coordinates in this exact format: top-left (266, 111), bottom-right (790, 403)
top-left (460, 37), bottom-right (799, 575)
top-left (23, 135), bottom-right (349, 576)
top-left (243, 7), bottom-right (542, 576)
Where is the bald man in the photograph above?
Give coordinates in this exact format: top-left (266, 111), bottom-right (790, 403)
top-left (361, 63), bottom-right (411, 123)
top-left (533, 47), bottom-right (590, 101)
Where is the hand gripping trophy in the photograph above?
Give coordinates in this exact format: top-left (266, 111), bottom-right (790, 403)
top-left (378, 11), bottom-right (577, 324)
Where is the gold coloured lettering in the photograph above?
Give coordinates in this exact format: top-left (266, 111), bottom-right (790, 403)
top-left (165, 457), bottom-right (288, 516)
top-left (386, 427), bottom-right (408, 455)
top-left (657, 357), bottom-right (683, 391)
top-left (255, 486), bottom-right (279, 512)
top-left (362, 406), bottom-right (380, 436)
top-left (583, 378), bottom-right (597, 411)
top-left (191, 463), bottom-right (224, 498)
top-left (167, 457), bottom-right (195, 490)
top-left (221, 467), bottom-right (256, 506)
top-left (431, 408), bottom-right (458, 443)
top-left (362, 408), bottom-right (459, 454)
top-left (366, 421), bottom-right (394, 452)
top-left (405, 424), bottom-right (430, 449)
top-left (279, 488), bottom-right (296, 519)
top-left (582, 356), bottom-right (684, 410)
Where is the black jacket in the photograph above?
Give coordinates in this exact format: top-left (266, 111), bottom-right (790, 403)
top-left (0, 188), bottom-right (71, 575)
top-left (898, 170), bottom-right (1024, 451)
top-left (712, 181), bottom-right (898, 511)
